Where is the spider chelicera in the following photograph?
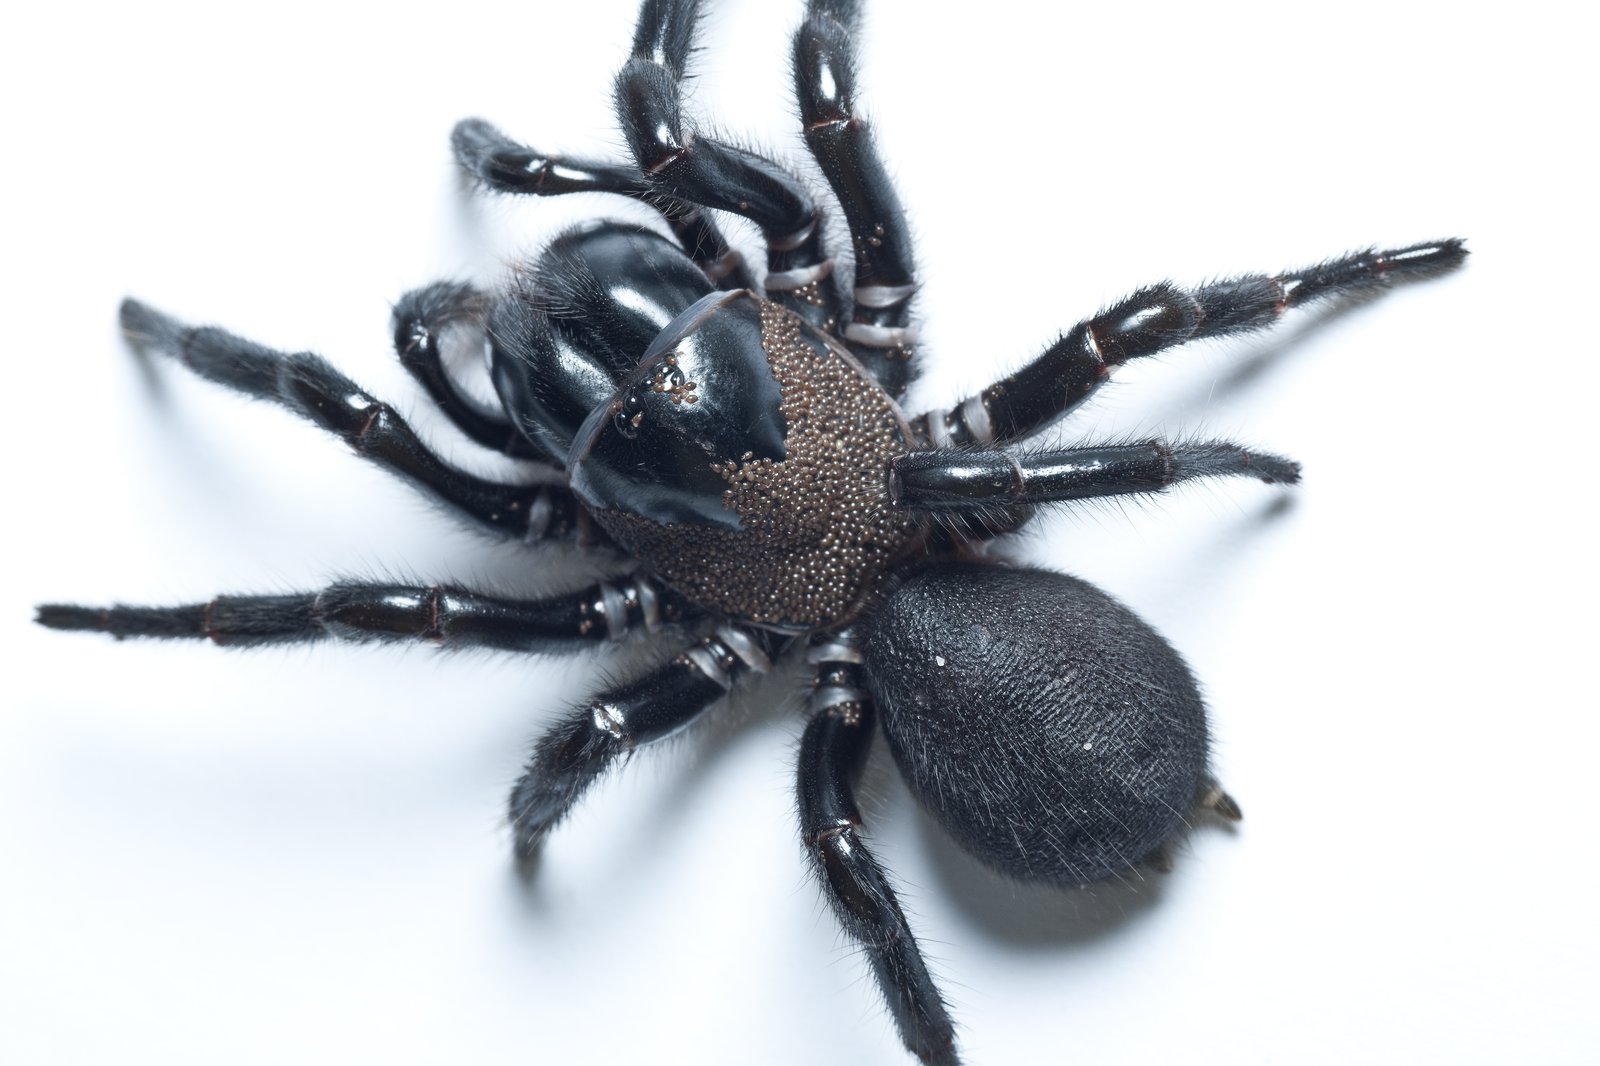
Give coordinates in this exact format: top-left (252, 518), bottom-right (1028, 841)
top-left (37, 0), bottom-right (1465, 1062)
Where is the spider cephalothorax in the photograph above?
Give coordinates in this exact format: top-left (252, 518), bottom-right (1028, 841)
top-left (37, 1), bottom-right (1464, 1062)
top-left (565, 286), bottom-right (922, 627)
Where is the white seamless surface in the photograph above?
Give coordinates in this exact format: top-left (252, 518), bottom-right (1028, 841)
top-left (5, 2), bottom-right (1594, 1064)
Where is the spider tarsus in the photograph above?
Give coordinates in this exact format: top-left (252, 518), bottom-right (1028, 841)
top-left (507, 711), bottom-right (620, 859)
top-left (1383, 237), bottom-right (1469, 278)
top-left (36, 601), bottom-right (208, 640)
top-left (451, 119), bottom-right (525, 187)
top-left (1166, 440), bottom-right (1302, 487)
top-left (119, 297), bottom-right (186, 357)
top-left (34, 603), bottom-right (105, 633)
top-left (450, 116), bottom-right (506, 170)
top-left (1285, 238), bottom-right (1469, 306)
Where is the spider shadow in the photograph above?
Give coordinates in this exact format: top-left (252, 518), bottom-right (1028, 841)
top-left (1147, 291), bottom-right (1386, 427)
top-left (856, 753), bottom-right (1182, 953)
top-left (124, 324), bottom-right (172, 397)
top-left (921, 501), bottom-right (1285, 953)
top-left (121, 328), bottom-right (241, 500)
top-left (1126, 491), bottom-right (1300, 621)
top-left (117, 323), bottom-right (382, 547)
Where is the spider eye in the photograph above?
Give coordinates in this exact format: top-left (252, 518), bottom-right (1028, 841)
top-left (487, 225), bottom-right (710, 458)
top-left (610, 391), bottom-right (648, 439)
top-left (569, 291), bottom-right (787, 530)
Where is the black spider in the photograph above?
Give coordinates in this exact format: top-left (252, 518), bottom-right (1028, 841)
top-left (36, 1), bottom-right (1465, 1062)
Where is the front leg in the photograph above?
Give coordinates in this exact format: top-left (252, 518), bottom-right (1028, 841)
top-left (450, 118), bottom-right (754, 290)
top-left (615, 0), bottom-right (844, 331)
top-left (794, 0), bottom-right (920, 396)
top-left (120, 299), bottom-right (581, 542)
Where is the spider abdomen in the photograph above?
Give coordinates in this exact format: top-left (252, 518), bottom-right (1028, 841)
top-left (863, 563), bottom-right (1210, 886)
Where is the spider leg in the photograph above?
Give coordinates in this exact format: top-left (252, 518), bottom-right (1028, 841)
top-left (451, 117), bottom-right (754, 289)
top-left (508, 624), bottom-right (776, 860)
top-left (120, 299), bottom-right (585, 542)
top-left (794, 0), bottom-right (919, 397)
top-left (36, 574), bottom-right (688, 648)
top-left (917, 240), bottom-right (1468, 447)
top-left (616, 0), bottom-right (844, 330)
top-left (392, 280), bottom-right (556, 461)
top-left (889, 439), bottom-right (1299, 514)
top-left (800, 636), bottom-right (959, 1066)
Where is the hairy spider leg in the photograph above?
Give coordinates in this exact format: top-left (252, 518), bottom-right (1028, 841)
top-left (119, 299), bottom-right (585, 542)
top-left (390, 280), bottom-right (555, 461)
top-left (616, 0), bottom-right (846, 333)
top-left (507, 624), bottom-right (778, 860)
top-left (36, 574), bottom-right (687, 649)
top-left (451, 117), bottom-right (756, 291)
top-left (793, 0), bottom-right (919, 397)
top-left (800, 636), bottom-right (958, 1066)
top-left (917, 239), bottom-right (1469, 448)
top-left (889, 439), bottom-right (1300, 517)
top-left (416, 102), bottom-right (783, 467)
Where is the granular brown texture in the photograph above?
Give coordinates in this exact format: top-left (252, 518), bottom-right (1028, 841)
top-left (597, 301), bottom-right (920, 628)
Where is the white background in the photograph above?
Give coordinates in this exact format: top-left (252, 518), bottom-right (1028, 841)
top-left (4, 1), bottom-right (1595, 1064)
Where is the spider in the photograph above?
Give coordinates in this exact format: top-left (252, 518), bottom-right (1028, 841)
top-left (37, 0), bottom-right (1465, 1062)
